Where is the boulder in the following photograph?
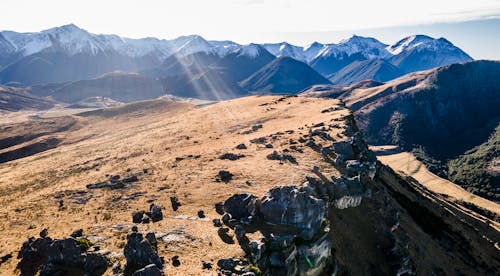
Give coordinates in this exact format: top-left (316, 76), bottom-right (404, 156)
top-left (83, 253), bottom-right (108, 275)
top-left (70, 229), bottom-right (83, 238)
top-left (124, 231), bottom-right (163, 273)
top-left (332, 141), bottom-right (355, 160)
top-left (170, 196), bottom-right (181, 211)
top-left (217, 258), bottom-right (239, 270)
top-left (223, 193), bottom-right (259, 220)
top-left (236, 143), bottom-right (247, 150)
top-left (214, 202), bottom-right (224, 215)
top-left (172, 255), bottom-right (180, 267)
top-left (259, 186), bottom-right (326, 240)
top-left (123, 175), bottom-right (139, 183)
top-left (132, 211), bottom-right (144, 223)
top-left (219, 153), bottom-right (244, 161)
top-left (217, 170), bottom-right (234, 183)
top-left (217, 227), bottom-right (234, 244)
top-left (149, 204), bottom-right (163, 222)
top-left (132, 263), bottom-right (162, 276)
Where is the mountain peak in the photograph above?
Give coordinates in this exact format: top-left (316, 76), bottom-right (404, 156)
top-left (43, 23), bottom-right (88, 35)
top-left (237, 43), bottom-right (265, 58)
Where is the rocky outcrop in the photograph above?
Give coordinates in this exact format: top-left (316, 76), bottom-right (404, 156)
top-left (17, 229), bottom-right (108, 275)
top-left (123, 230), bottom-right (164, 275)
top-left (214, 116), bottom-right (384, 275)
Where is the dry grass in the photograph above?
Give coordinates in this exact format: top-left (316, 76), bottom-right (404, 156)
top-left (0, 95), bottom-right (348, 275)
top-left (371, 145), bottom-right (500, 225)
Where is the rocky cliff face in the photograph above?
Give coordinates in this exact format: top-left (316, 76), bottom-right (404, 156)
top-left (214, 112), bottom-right (500, 275)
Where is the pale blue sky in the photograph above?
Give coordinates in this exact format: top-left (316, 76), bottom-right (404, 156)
top-left (1, 0), bottom-right (499, 59)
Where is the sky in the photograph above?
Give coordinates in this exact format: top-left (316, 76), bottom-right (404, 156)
top-left (1, 0), bottom-right (500, 59)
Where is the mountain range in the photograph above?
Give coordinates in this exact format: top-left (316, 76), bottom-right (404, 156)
top-left (0, 24), bottom-right (473, 92)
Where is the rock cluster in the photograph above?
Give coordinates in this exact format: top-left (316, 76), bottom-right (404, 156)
top-left (132, 204), bottom-right (163, 224)
top-left (17, 229), bottom-right (107, 275)
top-left (266, 151), bottom-right (298, 164)
top-left (122, 228), bottom-right (164, 275)
top-left (215, 122), bottom-right (378, 275)
top-left (86, 174), bottom-right (139, 189)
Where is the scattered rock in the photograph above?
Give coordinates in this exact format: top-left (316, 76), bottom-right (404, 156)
top-left (132, 211), bottom-right (144, 223)
top-left (217, 170), bottom-right (234, 183)
top-left (217, 227), bottom-right (235, 244)
top-left (70, 229), bottom-right (83, 238)
top-left (197, 210), bottom-right (206, 218)
top-left (149, 204), bottom-right (163, 222)
top-left (123, 175), bottom-right (139, 183)
top-left (266, 151), bottom-right (298, 164)
top-left (220, 153), bottom-right (245, 161)
top-left (202, 261), bottom-right (213, 270)
top-left (39, 228), bottom-right (48, 238)
top-left (109, 175), bottom-right (120, 183)
top-left (0, 253), bottom-right (12, 265)
top-left (213, 219), bottom-right (222, 227)
top-left (170, 196), bottom-right (181, 211)
top-left (250, 137), bottom-right (267, 144)
top-left (265, 143), bottom-right (274, 148)
top-left (172, 255), bottom-right (180, 267)
top-left (236, 143), bottom-right (247, 150)
top-left (217, 258), bottom-right (239, 270)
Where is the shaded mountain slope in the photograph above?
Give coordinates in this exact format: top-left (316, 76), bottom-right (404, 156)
top-left (42, 72), bottom-right (165, 103)
top-left (241, 57), bottom-right (331, 93)
top-left (0, 86), bottom-right (54, 111)
top-left (448, 124), bottom-right (500, 200)
top-left (0, 47), bottom-right (157, 85)
top-left (330, 59), bottom-right (405, 85)
top-left (344, 60), bottom-right (500, 200)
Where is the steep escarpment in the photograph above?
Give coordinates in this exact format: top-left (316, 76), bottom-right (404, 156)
top-left (213, 113), bottom-right (500, 275)
top-left (343, 60), bottom-right (500, 200)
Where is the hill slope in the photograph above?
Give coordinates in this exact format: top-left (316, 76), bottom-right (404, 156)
top-left (0, 95), bottom-right (498, 275)
top-left (37, 72), bottom-right (165, 104)
top-left (345, 60), bottom-right (500, 200)
top-left (329, 59), bottom-right (405, 85)
top-left (0, 86), bottom-right (54, 111)
top-left (240, 57), bottom-right (331, 93)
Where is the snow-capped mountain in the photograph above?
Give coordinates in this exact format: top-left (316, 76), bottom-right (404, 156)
top-left (0, 24), bottom-right (240, 62)
top-left (388, 35), bottom-right (473, 72)
top-left (0, 24), bottom-right (473, 86)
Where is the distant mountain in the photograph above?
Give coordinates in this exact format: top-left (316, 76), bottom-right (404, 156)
top-left (0, 24), bottom-right (475, 92)
top-left (36, 71), bottom-right (165, 103)
top-left (150, 44), bottom-right (274, 100)
top-left (0, 85), bottom-right (54, 111)
top-left (388, 35), bottom-right (473, 73)
top-left (0, 24), bottom-right (241, 85)
top-left (161, 68), bottom-right (247, 101)
top-left (240, 57), bottom-right (331, 93)
top-left (342, 60), bottom-right (500, 200)
top-left (141, 52), bottom-right (221, 78)
top-left (300, 80), bottom-right (384, 98)
top-left (330, 59), bottom-right (405, 85)
top-left (214, 44), bottom-right (276, 81)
